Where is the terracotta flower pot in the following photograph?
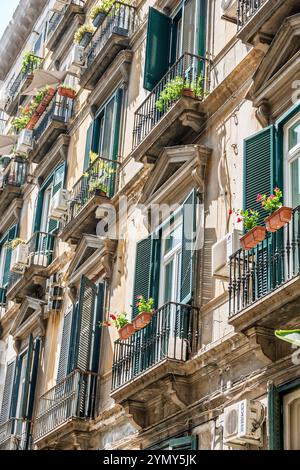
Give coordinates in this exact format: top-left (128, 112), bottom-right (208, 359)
top-left (118, 323), bottom-right (135, 340)
top-left (240, 226), bottom-right (266, 250)
top-left (58, 86), bottom-right (76, 99)
top-left (26, 113), bottom-right (40, 130)
top-left (132, 312), bottom-right (153, 331)
top-left (181, 88), bottom-right (195, 99)
top-left (265, 206), bottom-right (293, 232)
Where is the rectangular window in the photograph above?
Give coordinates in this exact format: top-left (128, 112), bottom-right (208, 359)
top-left (283, 387), bottom-right (300, 450)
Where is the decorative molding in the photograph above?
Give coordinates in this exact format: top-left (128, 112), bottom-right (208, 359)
top-left (33, 134), bottom-right (70, 180)
top-left (0, 198), bottom-right (23, 237)
top-left (10, 296), bottom-right (47, 340)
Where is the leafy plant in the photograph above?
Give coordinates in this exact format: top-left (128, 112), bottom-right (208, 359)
top-left (89, 151), bottom-right (98, 164)
top-left (100, 312), bottom-right (129, 330)
top-left (257, 187), bottom-right (283, 215)
top-left (59, 84), bottom-right (76, 92)
top-left (12, 87), bottom-right (49, 131)
top-left (136, 296), bottom-right (154, 314)
top-left (230, 208), bottom-right (259, 231)
top-left (74, 23), bottom-right (96, 44)
top-left (88, 178), bottom-right (108, 194)
top-left (22, 51), bottom-right (42, 74)
top-left (4, 238), bottom-right (27, 249)
top-left (155, 74), bottom-right (203, 112)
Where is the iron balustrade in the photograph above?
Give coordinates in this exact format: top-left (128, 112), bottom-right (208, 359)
top-left (5, 54), bottom-right (43, 107)
top-left (33, 94), bottom-right (73, 142)
top-left (85, 2), bottom-right (136, 67)
top-left (112, 302), bottom-right (200, 391)
top-left (0, 418), bottom-right (30, 450)
top-left (0, 158), bottom-right (27, 190)
top-left (237, 0), bottom-right (267, 29)
top-left (68, 155), bottom-right (120, 221)
top-left (0, 118), bottom-right (7, 134)
top-left (132, 53), bottom-right (210, 149)
top-left (229, 206), bottom-right (300, 317)
top-left (0, 286), bottom-right (7, 306)
top-left (34, 369), bottom-right (98, 441)
top-left (47, 0), bottom-right (85, 40)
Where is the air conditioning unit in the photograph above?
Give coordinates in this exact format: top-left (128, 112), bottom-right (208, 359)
top-left (11, 243), bottom-right (29, 273)
top-left (69, 44), bottom-right (85, 73)
top-left (16, 129), bottom-right (33, 154)
top-left (224, 399), bottom-right (264, 447)
top-left (46, 273), bottom-right (64, 313)
top-left (50, 188), bottom-right (69, 220)
top-left (221, 0), bottom-right (238, 21)
top-left (212, 229), bottom-right (241, 279)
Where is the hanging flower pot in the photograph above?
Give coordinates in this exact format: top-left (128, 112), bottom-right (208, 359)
top-left (265, 206), bottom-right (293, 232)
top-left (240, 226), bottom-right (266, 250)
top-left (118, 323), bottom-right (135, 340)
top-left (132, 312), bottom-right (153, 331)
top-left (181, 88), bottom-right (195, 99)
top-left (79, 31), bottom-right (93, 48)
top-left (58, 86), bottom-right (76, 99)
top-left (26, 113), bottom-right (40, 130)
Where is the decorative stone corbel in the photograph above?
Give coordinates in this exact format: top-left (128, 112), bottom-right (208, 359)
top-left (179, 110), bottom-right (205, 133)
top-left (89, 104), bottom-right (98, 119)
top-left (120, 62), bottom-right (131, 88)
top-left (255, 99), bottom-right (271, 128)
top-left (244, 326), bottom-right (276, 364)
top-left (37, 311), bottom-right (47, 338)
top-left (191, 145), bottom-right (212, 195)
top-left (13, 337), bottom-right (21, 354)
top-left (68, 284), bottom-right (78, 304)
top-left (100, 239), bottom-right (118, 280)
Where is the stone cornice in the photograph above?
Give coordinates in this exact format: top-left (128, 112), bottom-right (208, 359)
top-left (0, 198), bottom-right (23, 236)
top-left (33, 134), bottom-right (70, 181)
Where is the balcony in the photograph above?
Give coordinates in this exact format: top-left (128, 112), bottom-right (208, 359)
top-left (46, 0), bottom-right (85, 52)
top-left (229, 206), bottom-right (300, 333)
top-left (0, 157), bottom-right (28, 212)
top-left (7, 231), bottom-right (56, 303)
top-left (237, 0), bottom-right (299, 45)
top-left (80, 2), bottom-right (136, 90)
top-left (0, 286), bottom-right (7, 307)
top-left (34, 370), bottom-right (98, 447)
top-left (131, 53), bottom-right (210, 163)
top-left (0, 418), bottom-right (30, 450)
top-left (30, 95), bottom-right (73, 163)
top-left (5, 55), bottom-right (43, 116)
top-left (61, 156), bottom-right (120, 243)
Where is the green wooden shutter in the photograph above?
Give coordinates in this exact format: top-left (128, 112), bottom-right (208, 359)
top-left (21, 335), bottom-right (34, 418)
top-left (25, 338), bottom-right (40, 420)
top-left (90, 282), bottom-right (105, 373)
top-left (0, 361), bottom-right (15, 424)
top-left (112, 89), bottom-right (123, 161)
top-left (198, 0), bottom-right (207, 57)
top-left (2, 224), bottom-right (18, 288)
top-left (143, 8), bottom-right (172, 91)
top-left (10, 356), bottom-right (22, 419)
top-left (268, 382), bottom-right (282, 450)
top-left (48, 163), bottom-right (66, 234)
top-left (181, 189), bottom-right (197, 304)
top-left (154, 435), bottom-right (198, 450)
top-left (244, 126), bottom-right (276, 224)
top-left (74, 276), bottom-right (97, 372)
top-left (84, 122), bottom-right (94, 171)
top-left (33, 190), bottom-right (44, 233)
top-left (57, 308), bottom-right (73, 382)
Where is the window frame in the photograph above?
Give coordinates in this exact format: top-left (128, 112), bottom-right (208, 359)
top-left (284, 112), bottom-right (300, 207)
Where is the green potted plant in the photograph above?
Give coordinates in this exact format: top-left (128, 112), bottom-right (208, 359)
top-left (74, 23), bottom-right (96, 47)
top-left (132, 296), bottom-right (154, 331)
top-left (100, 312), bottom-right (135, 340)
top-left (257, 188), bottom-right (293, 232)
top-left (57, 84), bottom-right (76, 99)
top-left (88, 178), bottom-right (108, 197)
top-left (155, 74), bottom-right (203, 112)
top-left (21, 51), bottom-right (42, 75)
top-left (231, 208), bottom-right (266, 250)
top-left (90, 1), bottom-right (111, 27)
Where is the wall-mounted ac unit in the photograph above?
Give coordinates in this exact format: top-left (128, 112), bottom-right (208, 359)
top-left (69, 44), bottom-right (85, 74)
top-left (50, 188), bottom-right (69, 220)
top-left (11, 243), bottom-right (29, 273)
top-left (46, 273), bottom-right (64, 313)
top-left (212, 229), bottom-right (241, 279)
top-left (221, 0), bottom-right (238, 21)
top-left (224, 399), bottom-right (264, 447)
top-left (16, 129), bottom-right (33, 154)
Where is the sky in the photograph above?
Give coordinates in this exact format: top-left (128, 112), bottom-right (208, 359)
top-left (0, 0), bottom-right (20, 38)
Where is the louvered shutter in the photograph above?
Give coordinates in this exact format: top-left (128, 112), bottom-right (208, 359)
top-left (268, 382), bottom-right (282, 450)
top-left (75, 276), bottom-right (97, 372)
top-left (2, 224), bottom-right (18, 288)
top-left (56, 308), bottom-right (73, 382)
top-left (25, 338), bottom-right (40, 420)
top-left (182, 0), bottom-right (196, 55)
top-left (154, 435), bottom-right (198, 450)
top-left (33, 191), bottom-right (44, 233)
top-left (132, 237), bottom-right (152, 318)
top-left (10, 356), bottom-right (22, 419)
top-left (48, 163), bottom-right (66, 234)
top-left (0, 361), bottom-right (15, 424)
top-left (143, 8), bottom-right (172, 91)
top-left (21, 335), bottom-right (34, 418)
top-left (84, 123), bottom-right (94, 171)
top-left (180, 189), bottom-right (197, 304)
top-left (90, 282), bottom-right (105, 373)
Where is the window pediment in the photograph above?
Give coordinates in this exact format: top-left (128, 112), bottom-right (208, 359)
top-left (11, 297), bottom-right (46, 342)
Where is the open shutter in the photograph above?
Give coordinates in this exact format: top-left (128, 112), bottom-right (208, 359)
top-left (112, 89), bottom-right (123, 161)
top-left (21, 335), bottom-right (34, 419)
top-left (180, 189), bottom-right (197, 304)
top-left (182, 0), bottom-right (196, 55)
top-left (2, 224), bottom-right (18, 288)
top-left (25, 338), bottom-right (40, 420)
top-left (268, 382), bottom-right (282, 450)
top-left (56, 308), bottom-right (73, 382)
top-left (84, 122), bottom-right (94, 171)
top-left (74, 276), bottom-right (97, 372)
top-left (90, 282), bottom-right (105, 374)
top-left (10, 356), bottom-right (22, 419)
top-left (0, 361), bottom-right (15, 424)
top-left (244, 126), bottom-right (275, 224)
top-left (48, 163), bottom-right (66, 234)
top-left (33, 191), bottom-right (44, 233)
top-left (198, 0), bottom-right (207, 57)
top-left (143, 8), bottom-right (172, 91)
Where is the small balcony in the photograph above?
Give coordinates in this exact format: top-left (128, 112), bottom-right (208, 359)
top-left (237, 0), bottom-right (299, 45)
top-left (0, 286), bottom-right (7, 307)
top-left (30, 95), bottom-right (73, 163)
top-left (5, 55), bottom-right (43, 116)
top-left (46, 0), bottom-right (85, 51)
top-left (0, 157), bottom-right (28, 212)
top-left (7, 231), bottom-right (56, 303)
top-left (131, 53), bottom-right (210, 163)
top-left (80, 2), bottom-right (136, 90)
top-left (0, 418), bottom-right (30, 450)
top-left (229, 206), bottom-right (300, 332)
top-left (61, 156), bottom-right (120, 243)
top-left (34, 369), bottom-right (98, 446)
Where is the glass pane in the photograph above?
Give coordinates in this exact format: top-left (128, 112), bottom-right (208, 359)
top-left (164, 224), bottom-right (182, 254)
top-left (288, 121), bottom-right (300, 150)
top-left (291, 158), bottom-right (300, 207)
top-left (164, 260), bottom-right (173, 303)
top-left (182, 0), bottom-right (196, 54)
top-left (101, 98), bottom-right (115, 159)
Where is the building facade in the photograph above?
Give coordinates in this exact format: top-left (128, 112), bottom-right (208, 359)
top-left (0, 0), bottom-right (299, 451)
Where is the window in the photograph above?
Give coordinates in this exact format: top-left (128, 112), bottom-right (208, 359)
top-left (0, 224), bottom-right (18, 290)
top-left (283, 388), bottom-right (300, 450)
top-left (284, 115), bottom-right (300, 208)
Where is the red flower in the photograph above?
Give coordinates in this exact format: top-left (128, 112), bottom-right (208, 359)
top-left (256, 194), bottom-right (262, 202)
top-left (262, 201), bottom-right (266, 206)
top-left (136, 302), bottom-right (140, 307)
top-left (237, 217), bottom-right (242, 223)
top-left (269, 195), bottom-right (275, 200)
top-left (110, 314), bottom-right (116, 320)
top-left (136, 295), bottom-right (142, 300)
top-left (229, 209), bottom-right (233, 215)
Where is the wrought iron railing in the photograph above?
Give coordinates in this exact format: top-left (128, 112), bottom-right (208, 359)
top-left (47, 0), bottom-right (85, 41)
top-left (34, 369), bottom-right (98, 441)
top-left (111, 302), bottom-right (200, 390)
top-left (85, 2), bottom-right (136, 67)
top-left (0, 418), bottom-right (30, 450)
top-left (0, 158), bottom-right (27, 190)
top-left (0, 286), bottom-right (7, 306)
top-left (237, 0), bottom-right (267, 29)
top-left (68, 155), bottom-right (119, 221)
top-left (229, 206), bottom-right (300, 317)
top-left (0, 118), bottom-right (7, 134)
top-left (33, 94), bottom-right (73, 142)
top-left (132, 53), bottom-right (210, 149)
top-left (5, 55), bottom-right (43, 108)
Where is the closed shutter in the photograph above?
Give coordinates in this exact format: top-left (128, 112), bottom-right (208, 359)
top-left (48, 163), bottom-right (66, 234)
top-left (25, 338), bottom-right (40, 420)
top-left (0, 361), bottom-right (15, 424)
top-left (143, 8), bottom-right (172, 91)
top-left (154, 435), bottom-right (198, 449)
top-left (268, 382), bottom-right (282, 450)
top-left (56, 308), bottom-right (73, 382)
top-left (90, 282), bottom-right (105, 374)
top-left (10, 356), bottom-right (23, 419)
top-left (21, 335), bottom-right (34, 419)
top-left (2, 224), bottom-right (18, 288)
top-left (84, 122), bottom-right (94, 171)
top-left (180, 189), bottom-right (197, 304)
